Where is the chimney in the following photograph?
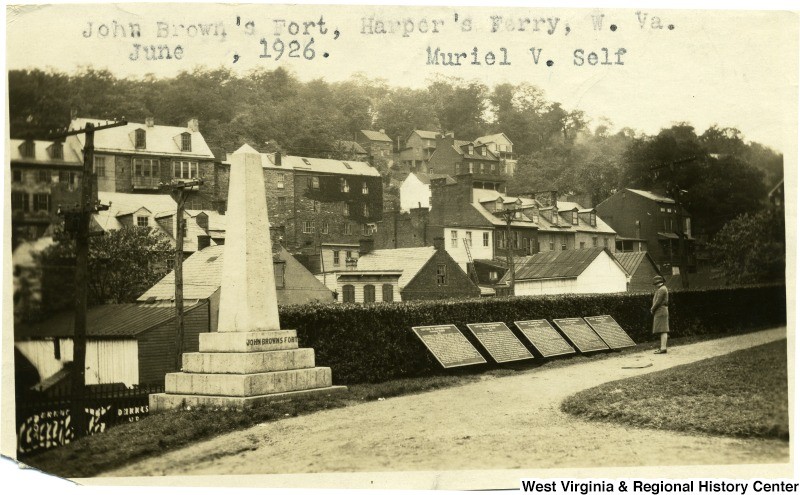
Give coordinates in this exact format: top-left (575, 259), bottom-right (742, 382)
top-left (195, 212), bottom-right (209, 231)
top-left (274, 152), bottom-right (282, 166)
top-left (187, 118), bottom-right (199, 133)
top-left (145, 117), bottom-right (155, 128)
top-left (551, 191), bottom-right (559, 226)
top-left (359, 238), bottom-right (375, 256)
top-left (433, 237), bottom-right (445, 251)
top-left (197, 235), bottom-right (211, 251)
top-left (435, 133), bottom-right (455, 150)
top-left (70, 108), bottom-right (78, 121)
top-left (379, 129), bottom-right (386, 134)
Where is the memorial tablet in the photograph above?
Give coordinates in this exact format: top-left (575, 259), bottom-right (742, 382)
top-left (584, 315), bottom-right (637, 349)
top-left (412, 325), bottom-right (487, 368)
top-left (465, 322), bottom-right (534, 363)
top-left (552, 318), bottom-right (610, 353)
top-left (514, 320), bottom-right (576, 357)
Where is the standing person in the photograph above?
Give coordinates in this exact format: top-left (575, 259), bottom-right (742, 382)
top-left (651, 275), bottom-right (669, 354)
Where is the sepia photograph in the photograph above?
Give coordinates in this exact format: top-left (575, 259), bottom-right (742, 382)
top-left (2, 1), bottom-right (797, 490)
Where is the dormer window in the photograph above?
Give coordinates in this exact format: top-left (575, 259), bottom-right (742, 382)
top-left (181, 133), bottom-right (192, 152)
top-left (50, 142), bottom-right (63, 160)
top-left (572, 211), bottom-right (578, 225)
top-left (135, 129), bottom-right (146, 149)
top-left (19, 140), bottom-right (35, 158)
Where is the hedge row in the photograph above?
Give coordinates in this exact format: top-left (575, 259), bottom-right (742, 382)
top-left (279, 285), bottom-right (787, 384)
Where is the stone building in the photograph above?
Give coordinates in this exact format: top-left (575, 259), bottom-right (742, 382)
top-left (355, 129), bottom-right (394, 163)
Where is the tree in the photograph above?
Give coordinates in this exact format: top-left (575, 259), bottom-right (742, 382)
top-left (34, 226), bottom-right (174, 317)
top-left (710, 208), bottom-right (785, 284)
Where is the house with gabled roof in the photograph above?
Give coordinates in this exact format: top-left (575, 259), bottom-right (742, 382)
top-left (473, 132), bottom-right (516, 175)
top-left (613, 251), bottom-right (661, 292)
top-left (138, 243), bottom-right (333, 330)
top-left (65, 117), bottom-right (216, 206)
top-left (428, 134), bottom-right (508, 192)
top-left (398, 129), bottom-right (440, 172)
top-left (355, 129), bottom-right (394, 164)
top-left (398, 171), bottom-right (454, 212)
top-left (347, 239), bottom-right (480, 301)
top-left (497, 247), bottom-right (627, 296)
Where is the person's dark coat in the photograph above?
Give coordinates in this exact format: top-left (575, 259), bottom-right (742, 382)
top-left (651, 284), bottom-right (670, 334)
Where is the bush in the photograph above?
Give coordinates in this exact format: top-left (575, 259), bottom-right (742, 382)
top-left (279, 285), bottom-right (786, 384)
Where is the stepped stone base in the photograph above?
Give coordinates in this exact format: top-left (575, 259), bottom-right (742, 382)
top-left (151, 330), bottom-right (346, 412)
top-left (182, 348), bottom-right (315, 374)
top-left (150, 386), bottom-right (348, 411)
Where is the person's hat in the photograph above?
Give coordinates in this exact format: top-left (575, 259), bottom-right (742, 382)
top-left (652, 275), bottom-right (665, 285)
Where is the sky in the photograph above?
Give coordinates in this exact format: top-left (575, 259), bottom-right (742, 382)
top-left (6, 3), bottom-right (798, 154)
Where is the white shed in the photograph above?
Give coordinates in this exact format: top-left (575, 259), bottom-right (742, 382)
top-left (499, 247), bottom-right (627, 296)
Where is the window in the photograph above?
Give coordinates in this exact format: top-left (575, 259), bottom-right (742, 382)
top-left (436, 264), bottom-right (447, 285)
top-left (137, 216), bottom-right (149, 227)
top-left (50, 143), bottom-right (63, 159)
top-left (274, 262), bottom-right (285, 288)
top-left (20, 141), bottom-right (35, 158)
top-left (561, 242), bottom-right (567, 250)
top-left (479, 163), bottom-right (485, 174)
top-left (135, 129), bottom-right (146, 149)
top-left (549, 235), bottom-right (555, 251)
top-left (516, 232), bottom-right (522, 249)
top-left (94, 156), bottom-right (107, 177)
top-left (489, 271), bottom-right (498, 281)
top-left (346, 250), bottom-right (353, 260)
top-left (466, 231), bottom-right (472, 246)
top-left (580, 241), bottom-right (585, 250)
top-left (342, 284), bottom-right (355, 303)
top-left (344, 223), bottom-right (352, 235)
top-left (302, 221), bottom-right (314, 234)
top-left (173, 161), bottom-right (197, 179)
top-left (308, 176), bottom-right (320, 189)
top-left (333, 250), bottom-right (340, 266)
top-left (12, 170), bottom-right (22, 183)
top-left (451, 230), bottom-right (458, 247)
top-left (277, 173), bottom-right (285, 189)
top-left (322, 222), bottom-right (329, 234)
top-left (340, 178), bottom-right (350, 193)
top-left (364, 284), bottom-right (376, 303)
top-left (590, 212), bottom-right (597, 227)
top-left (382, 284), bottom-right (394, 302)
top-left (603, 237), bottom-right (609, 248)
top-left (311, 200), bottom-right (320, 212)
top-left (33, 193), bottom-right (50, 212)
top-left (343, 203), bottom-right (350, 215)
top-left (572, 211), bottom-right (578, 225)
top-left (667, 208), bottom-right (673, 213)
top-left (483, 232), bottom-right (489, 247)
top-left (181, 133), bottom-right (192, 152)
top-left (593, 237), bottom-right (598, 247)
top-left (362, 223), bottom-right (371, 236)
top-left (37, 170), bottom-right (50, 183)
top-left (11, 192), bottom-right (28, 212)
top-left (363, 204), bottom-right (369, 217)
top-left (277, 196), bottom-right (286, 208)
top-left (362, 182), bottom-right (369, 194)
top-left (58, 170), bottom-right (78, 186)
top-left (660, 207), bottom-right (666, 213)
top-left (468, 162), bottom-right (474, 173)
top-left (635, 220), bottom-right (641, 238)
top-left (491, 163), bottom-right (496, 172)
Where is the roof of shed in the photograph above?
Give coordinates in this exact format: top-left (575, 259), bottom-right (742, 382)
top-left (15, 301), bottom-right (204, 339)
top-left (500, 247), bottom-right (614, 282)
top-left (360, 129), bottom-right (393, 142)
top-left (355, 246), bottom-right (437, 288)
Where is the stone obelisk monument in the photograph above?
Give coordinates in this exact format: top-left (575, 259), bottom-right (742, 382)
top-left (151, 144), bottom-right (345, 410)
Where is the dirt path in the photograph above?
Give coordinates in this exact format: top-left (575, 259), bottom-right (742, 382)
top-left (105, 328), bottom-right (788, 480)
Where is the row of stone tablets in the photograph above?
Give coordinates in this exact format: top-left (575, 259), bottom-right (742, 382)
top-left (412, 316), bottom-right (636, 369)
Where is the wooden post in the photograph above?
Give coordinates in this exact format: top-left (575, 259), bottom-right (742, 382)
top-left (70, 123), bottom-right (93, 438)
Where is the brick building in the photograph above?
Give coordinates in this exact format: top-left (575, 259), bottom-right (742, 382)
top-left (428, 134), bottom-right (508, 192)
top-left (355, 129), bottom-right (394, 165)
top-left (596, 188), bottom-right (695, 274)
top-left (9, 139), bottom-right (84, 246)
top-left (473, 133), bottom-right (517, 176)
top-left (65, 117), bottom-right (217, 208)
top-left (217, 145), bottom-right (383, 269)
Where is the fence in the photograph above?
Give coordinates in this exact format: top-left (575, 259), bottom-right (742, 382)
top-left (15, 383), bottom-right (163, 457)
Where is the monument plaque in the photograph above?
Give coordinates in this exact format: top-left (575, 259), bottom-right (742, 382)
top-left (552, 318), bottom-right (610, 353)
top-left (514, 320), bottom-right (576, 357)
top-left (465, 322), bottom-right (534, 363)
top-left (412, 325), bottom-right (487, 368)
top-left (584, 315), bottom-right (636, 349)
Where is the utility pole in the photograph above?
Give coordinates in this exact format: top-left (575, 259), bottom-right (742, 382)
top-left (57, 119), bottom-right (127, 438)
top-left (166, 179), bottom-right (204, 371)
top-left (496, 207), bottom-right (523, 296)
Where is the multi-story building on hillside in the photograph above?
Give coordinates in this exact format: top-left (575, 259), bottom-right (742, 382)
top-left (427, 134), bottom-right (508, 192)
top-left (355, 129), bottom-right (394, 165)
top-left (65, 117), bottom-right (217, 208)
top-left (398, 129), bottom-right (439, 172)
top-left (596, 188), bottom-right (695, 274)
top-left (473, 133), bottom-right (517, 176)
top-left (9, 139), bottom-right (84, 246)
top-left (217, 145), bottom-right (384, 271)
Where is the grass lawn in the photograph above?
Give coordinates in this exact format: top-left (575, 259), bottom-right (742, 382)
top-left (20, 329), bottom-right (780, 478)
top-left (562, 340), bottom-right (789, 440)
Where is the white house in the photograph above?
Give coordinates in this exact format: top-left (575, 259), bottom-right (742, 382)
top-left (399, 171), bottom-right (454, 212)
top-left (473, 133), bottom-right (516, 175)
top-left (442, 226), bottom-right (494, 272)
top-left (498, 247), bottom-right (627, 296)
